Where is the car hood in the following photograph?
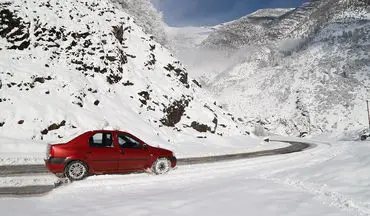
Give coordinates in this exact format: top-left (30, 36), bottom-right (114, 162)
top-left (147, 145), bottom-right (173, 156)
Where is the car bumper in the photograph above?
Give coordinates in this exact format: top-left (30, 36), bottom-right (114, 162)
top-left (170, 157), bottom-right (177, 168)
top-left (44, 158), bottom-right (66, 174)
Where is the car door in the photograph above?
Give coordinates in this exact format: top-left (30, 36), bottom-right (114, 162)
top-left (117, 133), bottom-right (150, 172)
top-left (85, 132), bottom-right (119, 173)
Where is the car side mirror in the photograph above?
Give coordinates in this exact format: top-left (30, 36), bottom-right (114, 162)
top-left (143, 143), bottom-right (148, 150)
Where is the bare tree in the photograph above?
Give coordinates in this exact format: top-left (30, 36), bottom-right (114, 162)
top-left (112, 0), bottom-right (168, 45)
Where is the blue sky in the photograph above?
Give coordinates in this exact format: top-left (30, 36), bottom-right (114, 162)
top-left (152, 0), bottom-right (307, 27)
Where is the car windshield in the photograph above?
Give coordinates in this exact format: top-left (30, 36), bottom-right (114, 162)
top-left (118, 134), bottom-right (142, 149)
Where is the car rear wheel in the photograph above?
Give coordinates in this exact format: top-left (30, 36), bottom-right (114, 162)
top-left (65, 161), bottom-right (88, 181)
top-left (151, 158), bottom-right (171, 175)
top-left (361, 135), bottom-right (367, 141)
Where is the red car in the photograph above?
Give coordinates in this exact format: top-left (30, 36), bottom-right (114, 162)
top-left (44, 130), bottom-right (177, 180)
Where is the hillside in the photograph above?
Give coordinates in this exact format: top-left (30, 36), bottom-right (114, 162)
top-left (0, 0), bottom-right (250, 148)
top-left (170, 0), bottom-right (370, 136)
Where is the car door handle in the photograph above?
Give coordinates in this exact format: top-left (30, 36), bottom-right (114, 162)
top-left (120, 151), bottom-right (125, 155)
top-left (87, 151), bottom-right (92, 154)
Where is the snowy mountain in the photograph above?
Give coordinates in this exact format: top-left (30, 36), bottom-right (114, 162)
top-left (201, 0), bottom-right (345, 50)
top-left (170, 0), bottom-right (370, 136)
top-left (0, 0), bottom-right (250, 147)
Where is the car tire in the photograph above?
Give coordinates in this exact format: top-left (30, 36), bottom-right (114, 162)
top-left (65, 160), bottom-right (88, 181)
top-left (361, 135), bottom-right (367, 141)
top-left (151, 158), bottom-right (171, 175)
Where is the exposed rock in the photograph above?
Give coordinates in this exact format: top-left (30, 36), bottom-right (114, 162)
top-left (149, 44), bottom-right (155, 51)
top-left (138, 91), bottom-right (150, 105)
top-left (106, 55), bottom-right (116, 62)
top-left (71, 32), bottom-right (90, 39)
top-left (47, 123), bottom-right (59, 131)
top-left (164, 63), bottom-right (189, 88)
top-left (49, 121), bottom-right (65, 130)
top-left (160, 98), bottom-right (190, 127)
top-left (106, 74), bottom-right (122, 84)
top-left (42, 120), bottom-right (66, 135)
top-left (34, 77), bottom-right (45, 83)
top-left (0, 9), bottom-right (31, 50)
top-left (212, 116), bottom-right (218, 133)
top-left (192, 79), bottom-right (202, 88)
top-left (122, 80), bottom-right (134, 86)
top-left (191, 121), bottom-right (211, 133)
top-left (145, 53), bottom-right (156, 67)
top-left (112, 25), bottom-right (124, 44)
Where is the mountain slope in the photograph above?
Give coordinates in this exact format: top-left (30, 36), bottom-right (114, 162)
top-left (0, 0), bottom-right (250, 147)
top-left (172, 0), bottom-right (370, 136)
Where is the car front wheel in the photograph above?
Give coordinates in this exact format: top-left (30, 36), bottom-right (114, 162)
top-left (151, 158), bottom-right (171, 175)
top-left (65, 161), bottom-right (88, 181)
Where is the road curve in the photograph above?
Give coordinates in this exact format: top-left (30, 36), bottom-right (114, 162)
top-left (0, 139), bottom-right (312, 196)
top-left (177, 141), bottom-right (309, 165)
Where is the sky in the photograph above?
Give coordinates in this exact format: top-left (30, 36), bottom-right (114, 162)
top-left (152, 0), bottom-right (307, 27)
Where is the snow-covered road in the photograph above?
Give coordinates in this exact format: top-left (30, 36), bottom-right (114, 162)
top-left (1, 137), bottom-right (369, 216)
top-left (0, 139), bottom-right (308, 194)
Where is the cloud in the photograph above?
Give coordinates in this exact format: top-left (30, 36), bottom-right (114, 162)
top-left (151, 0), bottom-right (201, 26)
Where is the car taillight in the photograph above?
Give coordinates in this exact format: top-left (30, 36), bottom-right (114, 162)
top-left (46, 144), bottom-right (51, 159)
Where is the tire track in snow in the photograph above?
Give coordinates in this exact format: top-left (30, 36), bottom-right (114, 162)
top-left (256, 143), bottom-right (370, 216)
top-left (257, 176), bottom-right (370, 216)
top-left (0, 185), bottom-right (55, 196)
top-left (0, 164), bottom-right (49, 176)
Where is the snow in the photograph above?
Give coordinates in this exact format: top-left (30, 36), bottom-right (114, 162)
top-left (0, 137), bottom-right (47, 165)
top-left (1, 1), bottom-right (370, 215)
top-left (0, 174), bottom-right (58, 188)
top-left (1, 137), bottom-right (370, 216)
top-left (248, 8), bottom-right (295, 18)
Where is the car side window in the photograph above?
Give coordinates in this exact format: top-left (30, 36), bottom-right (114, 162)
top-left (118, 134), bottom-right (142, 149)
top-left (89, 133), bottom-right (113, 148)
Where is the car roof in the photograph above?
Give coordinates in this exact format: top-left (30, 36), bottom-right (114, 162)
top-left (88, 130), bottom-right (126, 133)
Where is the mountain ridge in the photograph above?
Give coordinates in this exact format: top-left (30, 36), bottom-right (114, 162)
top-left (168, 0), bottom-right (370, 136)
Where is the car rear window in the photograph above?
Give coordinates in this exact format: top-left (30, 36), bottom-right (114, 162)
top-left (89, 133), bottom-right (113, 148)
